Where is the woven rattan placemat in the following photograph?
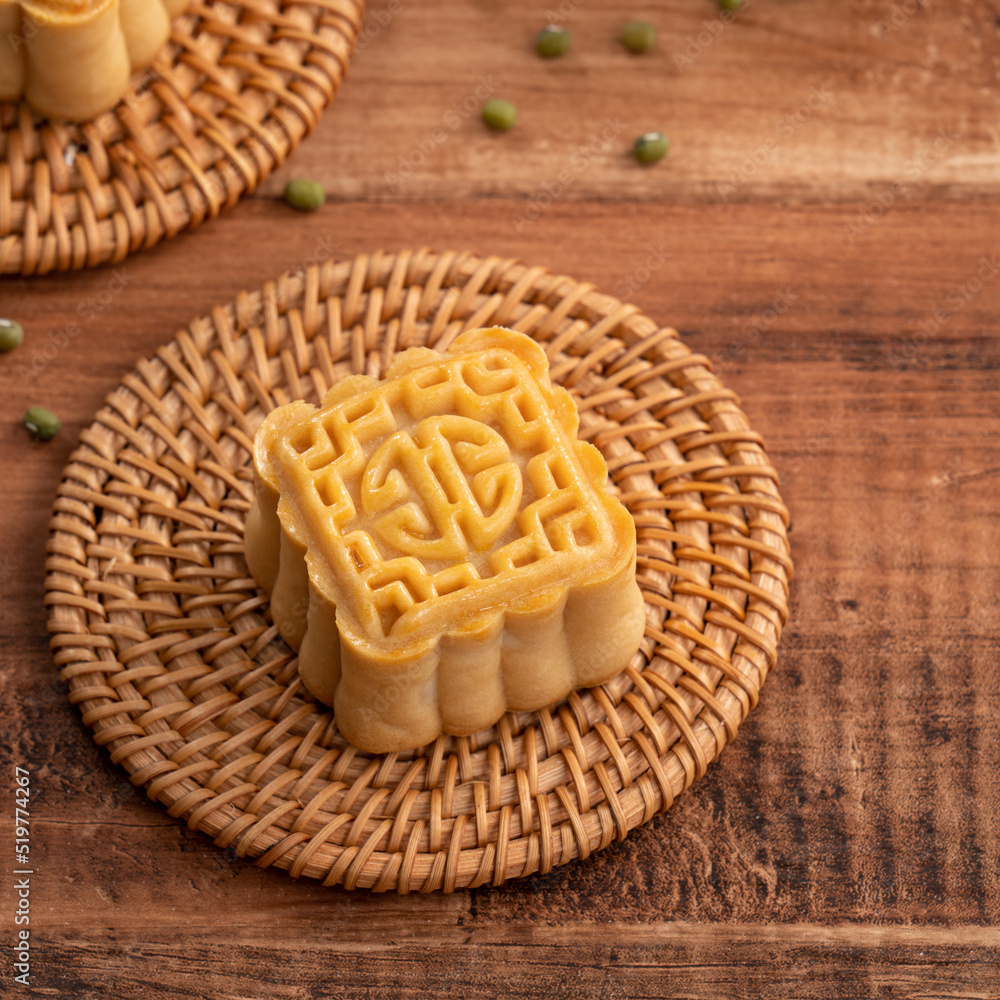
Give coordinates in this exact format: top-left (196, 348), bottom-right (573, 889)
top-left (45, 249), bottom-right (792, 891)
top-left (0, 0), bottom-right (363, 276)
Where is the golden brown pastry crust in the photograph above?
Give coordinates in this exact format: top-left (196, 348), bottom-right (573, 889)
top-left (245, 327), bottom-right (647, 753)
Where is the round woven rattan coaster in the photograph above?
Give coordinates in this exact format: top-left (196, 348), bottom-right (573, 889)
top-left (0, 0), bottom-right (363, 276)
top-left (45, 250), bottom-right (792, 892)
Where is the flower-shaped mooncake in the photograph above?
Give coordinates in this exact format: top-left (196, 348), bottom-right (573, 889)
top-left (0, 0), bottom-right (188, 120)
top-left (245, 327), bottom-right (646, 753)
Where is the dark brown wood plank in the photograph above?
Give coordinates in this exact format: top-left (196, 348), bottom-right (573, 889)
top-left (17, 923), bottom-right (1000, 999)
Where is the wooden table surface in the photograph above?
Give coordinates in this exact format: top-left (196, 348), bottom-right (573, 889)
top-left (3, 1), bottom-right (999, 997)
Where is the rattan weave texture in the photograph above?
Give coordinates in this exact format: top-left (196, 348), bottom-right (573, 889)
top-left (45, 250), bottom-right (793, 891)
top-left (0, 0), bottom-right (363, 276)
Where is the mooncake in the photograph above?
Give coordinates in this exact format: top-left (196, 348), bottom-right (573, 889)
top-left (245, 327), bottom-right (646, 753)
top-left (0, 0), bottom-right (188, 121)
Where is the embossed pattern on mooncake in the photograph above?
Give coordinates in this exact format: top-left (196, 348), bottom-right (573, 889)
top-left (245, 327), bottom-right (646, 753)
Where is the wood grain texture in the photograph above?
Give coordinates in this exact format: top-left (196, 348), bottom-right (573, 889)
top-left (3, 0), bottom-right (1000, 995)
top-left (281, 0), bottom-right (1000, 203)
